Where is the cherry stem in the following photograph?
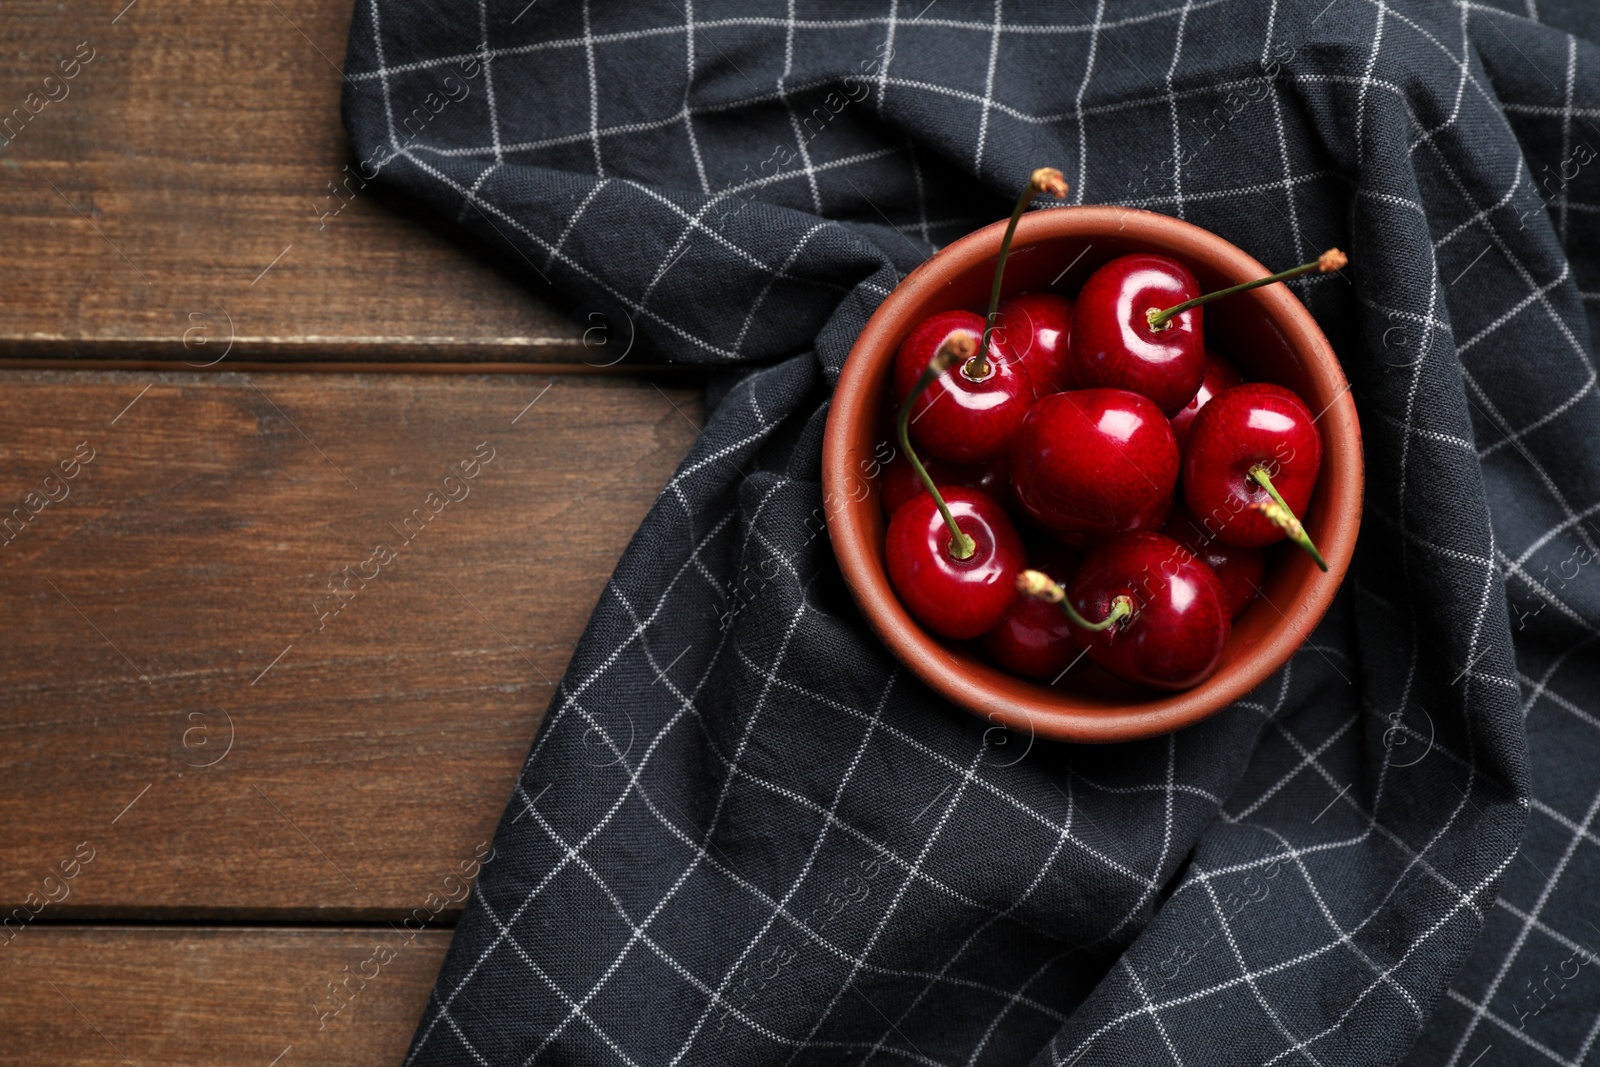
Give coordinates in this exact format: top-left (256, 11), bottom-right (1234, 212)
top-left (1016, 571), bottom-right (1136, 633)
top-left (897, 332), bottom-right (979, 561)
top-left (1146, 247), bottom-right (1348, 331)
top-left (973, 168), bottom-right (1070, 379)
top-left (1248, 464), bottom-right (1328, 571)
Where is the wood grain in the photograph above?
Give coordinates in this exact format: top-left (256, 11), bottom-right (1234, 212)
top-left (0, 926), bottom-right (449, 1065)
top-left (0, 370), bottom-right (701, 920)
top-left (1, 0), bottom-right (591, 362)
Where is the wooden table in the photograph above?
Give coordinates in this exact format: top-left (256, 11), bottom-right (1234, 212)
top-left (0, 2), bottom-right (698, 1061)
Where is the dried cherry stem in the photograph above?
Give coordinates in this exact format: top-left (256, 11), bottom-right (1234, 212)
top-left (971, 167), bottom-right (1070, 379)
top-left (1248, 464), bottom-right (1328, 571)
top-left (1146, 248), bottom-right (1347, 331)
top-left (1016, 570), bottom-right (1136, 633)
top-left (897, 332), bottom-right (980, 561)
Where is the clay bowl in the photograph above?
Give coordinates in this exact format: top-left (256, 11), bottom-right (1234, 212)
top-left (823, 206), bottom-right (1362, 744)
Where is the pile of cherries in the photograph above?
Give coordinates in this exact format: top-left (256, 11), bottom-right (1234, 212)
top-left (882, 169), bottom-right (1344, 692)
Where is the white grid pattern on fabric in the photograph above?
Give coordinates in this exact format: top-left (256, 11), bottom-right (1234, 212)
top-left (331, 0), bottom-right (1600, 1063)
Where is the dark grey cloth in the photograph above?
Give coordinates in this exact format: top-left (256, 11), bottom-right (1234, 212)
top-left (340, 1), bottom-right (1600, 1063)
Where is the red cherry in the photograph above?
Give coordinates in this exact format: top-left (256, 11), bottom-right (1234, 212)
top-left (997, 291), bottom-right (1074, 396)
top-left (1169, 350), bottom-right (1244, 451)
top-left (880, 450), bottom-right (1012, 517)
top-left (1010, 389), bottom-right (1179, 548)
top-left (886, 486), bottom-right (1025, 640)
top-left (979, 550), bottom-right (1082, 681)
top-left (889, 169), bottom-right (1072, 466)
top-left (1163, 503), bottom-right (1264, 617)
top-left (1072, 247), bottom-right (1350, 418)
top-left (1070, 254), bottom-right (1205, 416)
top-left (1182, 383), bottom-right (1323, 554)
top-left (893, 311), bottom-right (1032, 464)
top-left (1065, 532), bottom-right (1230, 690)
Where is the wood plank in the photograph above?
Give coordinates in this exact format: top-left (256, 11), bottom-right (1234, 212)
top-left (2, 0), bottom-right (593, 362)
top-left (0, 926), bottom-right (449, 1065)
top-left (0, 370), bottom-right (701, 919)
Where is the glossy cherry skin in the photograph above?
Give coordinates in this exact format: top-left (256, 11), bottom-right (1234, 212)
top-left (996, 291), bottom-right (1074, 397)
top-left (1066, 532), bottom-right (1230, 690)
top-left (1070, 254), bottom-right (1205, 416)
top-left (1183, 383), bottom-right (1322, 549)
top-left (885, 486), bottom-right (1026, 641)
top-left (978, 549), bottom-right (1082, 681)
top-left (1163, 503), bottom-right (1264, 617)
top-left (894, 310), bottom-right (1032, 464)
top-left (1010, 389), bottom-right (1180, 548)
top-left (1169, 350), bottom-right (1244, 451)
top-left (879, 450), bottom-right (1013, 517)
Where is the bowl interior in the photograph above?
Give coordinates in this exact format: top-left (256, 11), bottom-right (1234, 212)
top-left (826, 207), bottom-right (1361, 743)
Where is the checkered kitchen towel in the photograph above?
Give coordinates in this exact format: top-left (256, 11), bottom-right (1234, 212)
top-left (342, 1), bottom-right (1600, 1063)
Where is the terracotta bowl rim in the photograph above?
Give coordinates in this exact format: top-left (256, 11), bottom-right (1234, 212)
top-left (822, 205), bottom-right (1363, 744)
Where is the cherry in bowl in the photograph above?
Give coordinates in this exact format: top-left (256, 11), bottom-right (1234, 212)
top-left (1010, 388), bottom-right (1179, 547)
top-left (885, 485), bottom-right (1024, 641)
top-left (1070, 253), bottom-right (1206, 416)
top-left (1059, 532), bottom-right (1232, 691)
top-left (1183, 382), bottom-right (1326, 567)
